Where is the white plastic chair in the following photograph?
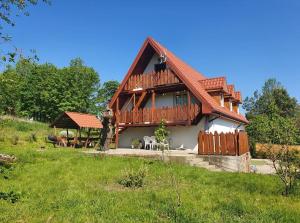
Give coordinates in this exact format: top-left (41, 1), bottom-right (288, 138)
top-left (150, 136), bottom-right (159, 150)
top-left (143, 136), bottom-right (152, 150)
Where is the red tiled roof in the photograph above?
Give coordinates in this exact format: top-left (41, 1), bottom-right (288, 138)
top-left (227, 85), bottom-right (236, 98)
top-left (66, 112), bottom-right (103, 128)
top-left (51, 112), bottom-right (103, 129)
top-left (110, 37), bottom-right (248, 124)
top-left (235, 91), bottom-right (242, 102)
top-left (199, 77), bottom-right (229, 93)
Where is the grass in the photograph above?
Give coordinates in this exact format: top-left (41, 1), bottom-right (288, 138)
top-left (0, 118), bottom-right (300, 222)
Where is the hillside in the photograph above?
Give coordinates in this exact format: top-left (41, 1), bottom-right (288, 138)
top-left (0, 118), bottom-right (299, 222)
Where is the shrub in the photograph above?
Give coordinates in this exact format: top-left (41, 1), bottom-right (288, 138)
top-left (0, 191), bottom-right (21, 203)
top-left (154, 120), bottom-right (169, 143)
top-left (131, 138), bottom-right (141, 149)
top-left (267, 145), bottom-right (300, 196)
top-left (118, 166), bottom-right (147, 188)
top-left (10, 135), bottom-right (19, 145)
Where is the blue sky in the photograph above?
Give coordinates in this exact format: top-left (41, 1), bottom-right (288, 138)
top-left (4, 0), bottom-right (300, 102)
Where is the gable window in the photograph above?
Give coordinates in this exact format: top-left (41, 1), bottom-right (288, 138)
top-left (220, 94), bottom-right (224, 107)
top-left (173, 92), bottom-right (187, 106)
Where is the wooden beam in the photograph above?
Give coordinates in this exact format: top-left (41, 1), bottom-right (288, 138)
top-left (187, 91), bottom-right (191, 125)
top-left (122, 94), bottom-right (134, 111)
top-left (133, 91), bottom-right (147, 111)
top-left (115, 97), bottom-right (120, 149)
top-left (151, 90), bottom-right (155, 122)
top-left (84, 128), bottom-right (91, 148)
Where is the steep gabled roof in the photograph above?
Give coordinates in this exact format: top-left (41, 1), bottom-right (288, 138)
top-left (50, 112), bottom-right (103, 129)
top-left (110, 37), bottom-right (248, 124)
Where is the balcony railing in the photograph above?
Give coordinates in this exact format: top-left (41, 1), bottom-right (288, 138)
top-left (118, 104), bottom-right (200, 125)
top-left (124, 69), bottom-right (181, 91)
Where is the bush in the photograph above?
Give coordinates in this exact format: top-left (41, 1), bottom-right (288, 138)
top-left (10, 135), bottom-right (19, 145)
top-left (154, 120), bottom-right (169, 143)
top-left (118, 166), bottom-right (147, 188)
top-left (131, 138), bottom-right (141, 149)
top-left (0, 191), bottom-right (21, 203)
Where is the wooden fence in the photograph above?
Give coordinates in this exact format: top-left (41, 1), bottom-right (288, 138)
top-left (198, 131), bottom-right (249, 156)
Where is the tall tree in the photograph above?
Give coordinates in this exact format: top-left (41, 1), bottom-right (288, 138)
top-left (243, 78), bottom-right (299, 155)
top-left (1, 57), bottom-right (101, 121)
top-left (0, 66), bottom-right (23, 115)
top-left (97, 80), bottom-right (119, 113)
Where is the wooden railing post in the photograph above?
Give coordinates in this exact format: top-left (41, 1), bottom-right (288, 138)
top-left (115, 97), bottom-right (120, 149)
top-left (151, 90), bottom-right (155, 122)
top-left (187, 90), bottom-right (191, 125)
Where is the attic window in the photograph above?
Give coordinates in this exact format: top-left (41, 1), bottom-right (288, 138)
top-left (220, 94), bottom-right (224, 107)
top-left (230, 100), bottom-right (233, 111)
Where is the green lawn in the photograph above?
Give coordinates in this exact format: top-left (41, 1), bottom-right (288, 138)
top-left (0, 118), bottom-right (299, 222)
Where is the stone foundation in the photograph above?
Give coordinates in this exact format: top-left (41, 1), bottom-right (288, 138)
top-left (199, 152), bottom-right (251, 172)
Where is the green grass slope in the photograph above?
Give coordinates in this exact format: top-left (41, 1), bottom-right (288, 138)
top-left (0, 118), bottom-right (299, 222)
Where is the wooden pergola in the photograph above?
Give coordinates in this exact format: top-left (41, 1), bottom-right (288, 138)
top-left (50, 112), bottom-right (103, 147)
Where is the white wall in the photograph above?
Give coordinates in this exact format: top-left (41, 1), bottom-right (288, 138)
top-left (207, 116), bottom-right (245, 133)
top-left (144, 92), bottom-right (174, 108)
top-left (119, 117), bottom-right (206, 152)
top-left (143, 54), bottom-right (160, 73)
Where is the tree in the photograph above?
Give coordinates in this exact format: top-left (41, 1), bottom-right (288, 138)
top-left (0, 0), bottom-right (50, 64)
top-left (0, 66), bottom-right (23, 115)
top-left (1, 57), bottom-right (100, 121)
top-left (243, 78), bottom-right (299, 155)
top-left (96, 80), bottom-right (119, 114)
top-left (244, 79), bottom-right (297, 119)
top-left (244, 78), bottom-right (300, 196)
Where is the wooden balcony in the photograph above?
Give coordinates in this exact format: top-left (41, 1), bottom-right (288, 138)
top-left (118, 104), bottom-right (201, 126)
top-left (124, 69), bottom-right (181, 91)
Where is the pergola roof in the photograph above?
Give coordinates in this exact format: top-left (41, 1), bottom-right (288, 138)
top-left (50, 112), bottom-right (103, 129)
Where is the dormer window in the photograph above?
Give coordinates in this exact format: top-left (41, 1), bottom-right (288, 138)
top-left (220, 94), bottom-right (224, 107)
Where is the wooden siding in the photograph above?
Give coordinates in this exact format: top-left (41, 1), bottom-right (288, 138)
top-left (124, 69), bottom-right (180, 91)
top-left (118, 104), bottom-right (200, 125)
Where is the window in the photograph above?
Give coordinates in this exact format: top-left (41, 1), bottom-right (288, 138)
top-left (174, 92), bottom-right (187, 106)
top-left (230, 100), bottom-right (233, 111)
top-left (220, 94), bottom-right (224, 107)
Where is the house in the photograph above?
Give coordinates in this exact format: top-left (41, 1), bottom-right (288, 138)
top-left (109, 37), bottom-right (248, 152)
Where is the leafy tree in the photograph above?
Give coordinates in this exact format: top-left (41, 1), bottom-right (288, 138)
top-left (1, 58), bottom-right (100, 121)
top-left (96, 80), bottom-right (119, 113)
top-left (243, 78), bottom-right (299, 155)
top-left (244, 79), bottom-right (297, 119)
top-left (0, 66), bottom-right (23, 115)
top-left (0, 0), bottom-right (50, 64)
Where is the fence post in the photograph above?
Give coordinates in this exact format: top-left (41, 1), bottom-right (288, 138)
top-left (214, 131), bottom-right (220, 155)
